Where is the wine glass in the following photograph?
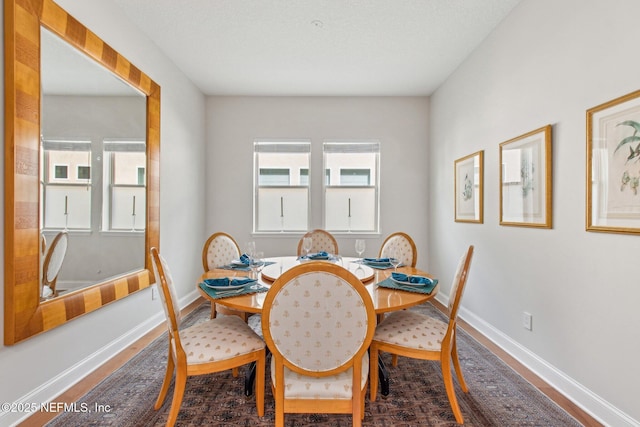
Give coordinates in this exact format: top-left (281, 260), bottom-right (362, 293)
top-left (390, 248), bottom-right (402, 272)
top-left (355, 239), bottom-right (365, 259)
top-left (302, 236), bottom-right (313, 257)
top-left (250, 251), bottom-right (265, 280)
top-left (245, 241), bottom-right (256, 258)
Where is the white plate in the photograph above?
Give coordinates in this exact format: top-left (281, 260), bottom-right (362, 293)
top-left (390, 276), bottom-right (431, 287)
top-left (204, 279), bottom-right (256, 290)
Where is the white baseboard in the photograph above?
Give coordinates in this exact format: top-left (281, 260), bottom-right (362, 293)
top-left (434, 295), bottom-right (639, 427)
top-left (3, 289), bottom-right (200, 427)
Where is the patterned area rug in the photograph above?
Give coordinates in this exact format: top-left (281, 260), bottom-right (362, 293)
top-left (46, 302), bottom-right (581, 426)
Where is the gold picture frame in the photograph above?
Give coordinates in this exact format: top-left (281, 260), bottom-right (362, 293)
top-left (454, 151), bottom-right (484, 223)
top-left (499, 125), bottom-right (552, 228)
top-left (587, 89), bottom-right (640, 234)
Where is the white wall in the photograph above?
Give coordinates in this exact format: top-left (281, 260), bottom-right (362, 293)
top-left (205, 96), bottom-right (430, 263)
top-left (0, 1), bottom-right (207, 425)
top-left (430, 0), bottom-right (640, 425)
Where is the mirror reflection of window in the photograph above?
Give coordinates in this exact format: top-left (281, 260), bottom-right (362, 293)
top-left (103, 140), bottom-right (146, 231)
top-left (41, 140), bottom-right (92, 230)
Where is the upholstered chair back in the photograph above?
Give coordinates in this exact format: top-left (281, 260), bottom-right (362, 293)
top-left (151, 248), bottom-right (182, 340)
top-left (379, 232), bottom-right (417, 267)
top-left (447, 245), bottom-right (474, 322)
top-left (42, 231), bottom-right (68, 294)
top-left (264, 263), bottom-right (373, 374)
top-left (202, 232), bottom-right (241, 271)
top-left (296, 229), bottom-right (339, 255)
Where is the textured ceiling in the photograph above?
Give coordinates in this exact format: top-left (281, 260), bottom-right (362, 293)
top-left (111, 0), bottom-right (522, 96)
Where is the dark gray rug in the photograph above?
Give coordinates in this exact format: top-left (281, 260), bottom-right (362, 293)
top-left (46, 302), bottom-right (581, 426)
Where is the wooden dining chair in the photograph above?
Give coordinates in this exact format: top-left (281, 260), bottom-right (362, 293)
top-left (41, 231), bottom-right (68, 298)
top-left (261, 262), bottom-right (376, 427)
top-left (296, 229), bottom-right (339, 255)
top-left (151, 247), bottom-right (266, 427)
top-left (202, 231), bottom-right (249, 320)
top-left (202, 231), bottom-right (242, 271)
top-left (369, 245), bottom-right (474, 424)
top-left (377, 231), bottom-right (418, 352)
top-left (379, 231), bottom-right (417, 267)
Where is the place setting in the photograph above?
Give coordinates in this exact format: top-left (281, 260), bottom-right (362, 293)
top-left (377, 272), bottom-right (438, 294)
top-left (352, 239), bottom-right (403, 270)
top-left (199, 276), bottom-right (269, 299)
top-left (219, 246), bottom-right (276, 272)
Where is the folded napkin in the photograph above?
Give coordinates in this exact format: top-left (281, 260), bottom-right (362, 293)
top-left (364, 257), bottom-right (391, 263)
top-left (302, 251), bottom-right (330, 260)
top-left (391, 272), bottom-right (433, 285)
top-left (239, 253), bottom-right (251, 265)
top-left (203, 277), bottom-right (255, 287)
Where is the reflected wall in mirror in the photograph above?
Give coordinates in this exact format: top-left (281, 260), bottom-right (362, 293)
top-left (4, 0), bottom-right (160, 344)
top-left (40, 27), bottom-right (146, 299)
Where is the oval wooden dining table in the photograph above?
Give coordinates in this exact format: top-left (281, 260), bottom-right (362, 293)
top-left (197, 256), bottom-right (439, 397)
top-left (197, 256), bottom-right (438, 316)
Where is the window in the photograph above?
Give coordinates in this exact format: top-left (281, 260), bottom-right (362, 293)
top-left (340, 169), bottom-right (370, 186)
top-left (254, 141), bottom-right (310, 232)
top-left (137, 167), bottom-right (146, 186)
top-left (300, 168), bottom-right (309, 186)
top-left (323, 142), bottom-right (380, 233)
top-left (54, 165), bottom-right (68, 179)
top-left (77, 165), bottom-right (91, 180)
top-left (41, 140), bottom-right (92, 230)
top-left (259, 168), bottom-right (290, 186)
top-left (102, 140), bottom-right (146, 231)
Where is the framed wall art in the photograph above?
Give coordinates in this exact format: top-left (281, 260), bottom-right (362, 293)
top-left (499, 125), bottom-right (552, 228)
top-left (454, 150), bottom-right (484, 223)
top-left (587, 89), bottom-right (640, 234)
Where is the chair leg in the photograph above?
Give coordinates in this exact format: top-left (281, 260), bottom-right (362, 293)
top-left (451, 338), bottom-right (469, 393)
top-left (232, 367), bottom-right (239, 377)
top-left (369, 345), bottom-right (379, 401)
top-left (210, 302), bottom-right (217, 319)
top-left (391, 354), bottom-right (399, 367)
top-left (441, 355), bottom-right (464, 424)
top-left (167, 367), bottom-right (187, 427)
top-left (352, 381), bottom-right (362, 427)
top-left (255, 353), bottom-right (265, 417)
top-left (154, 346), bottom-right (175, 410)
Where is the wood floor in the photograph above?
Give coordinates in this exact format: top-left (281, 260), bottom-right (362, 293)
top-left (19, 298), bottom-right (603, 427)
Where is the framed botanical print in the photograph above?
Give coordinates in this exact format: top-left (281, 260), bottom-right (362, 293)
top-left (454, 150), bottom-right (484, 223)
top-left (587, 89), bottom-right (640, 234)
top-left (499, 125), bottom-right (552, 228)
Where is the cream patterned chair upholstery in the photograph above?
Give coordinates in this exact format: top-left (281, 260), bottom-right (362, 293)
top-left (151, 247), bottom-right (266, 427)
top-left (202, 232), bottom-right (242, 271)
top-left (379, 231), bottom-right (417, 267)
top-left (202, 232), bottom-right (248, 320)
top-left (296, 229), bottom-right (339, 256)
top-left (262, 262), bottom-right (376, 427)
top-left (369, 245), bottom-right (474, 424)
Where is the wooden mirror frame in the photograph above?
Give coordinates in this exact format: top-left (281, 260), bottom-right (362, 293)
top-left (4, 0), bottom-right (160, 344)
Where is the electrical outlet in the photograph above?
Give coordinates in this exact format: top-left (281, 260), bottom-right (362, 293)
top-left (522, 312), bottom-right (533, 331)
top-left (151, 285), bottom-right (158, 300)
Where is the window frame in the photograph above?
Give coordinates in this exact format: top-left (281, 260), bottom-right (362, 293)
top-left (322, 141), bottom-right (381, 234)
top-left (41, 139), bottom-right (93, 231)
top-left (253, 140), bottom-right (311, 234)
top-left (102, 140), bottom-right (147, 232)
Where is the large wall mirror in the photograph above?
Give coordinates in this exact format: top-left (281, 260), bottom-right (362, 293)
top-left (4, 0), bottom-right (160, 344)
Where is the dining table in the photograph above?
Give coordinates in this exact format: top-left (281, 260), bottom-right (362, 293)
top-left (197, 255), bottom-right (439, 396)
